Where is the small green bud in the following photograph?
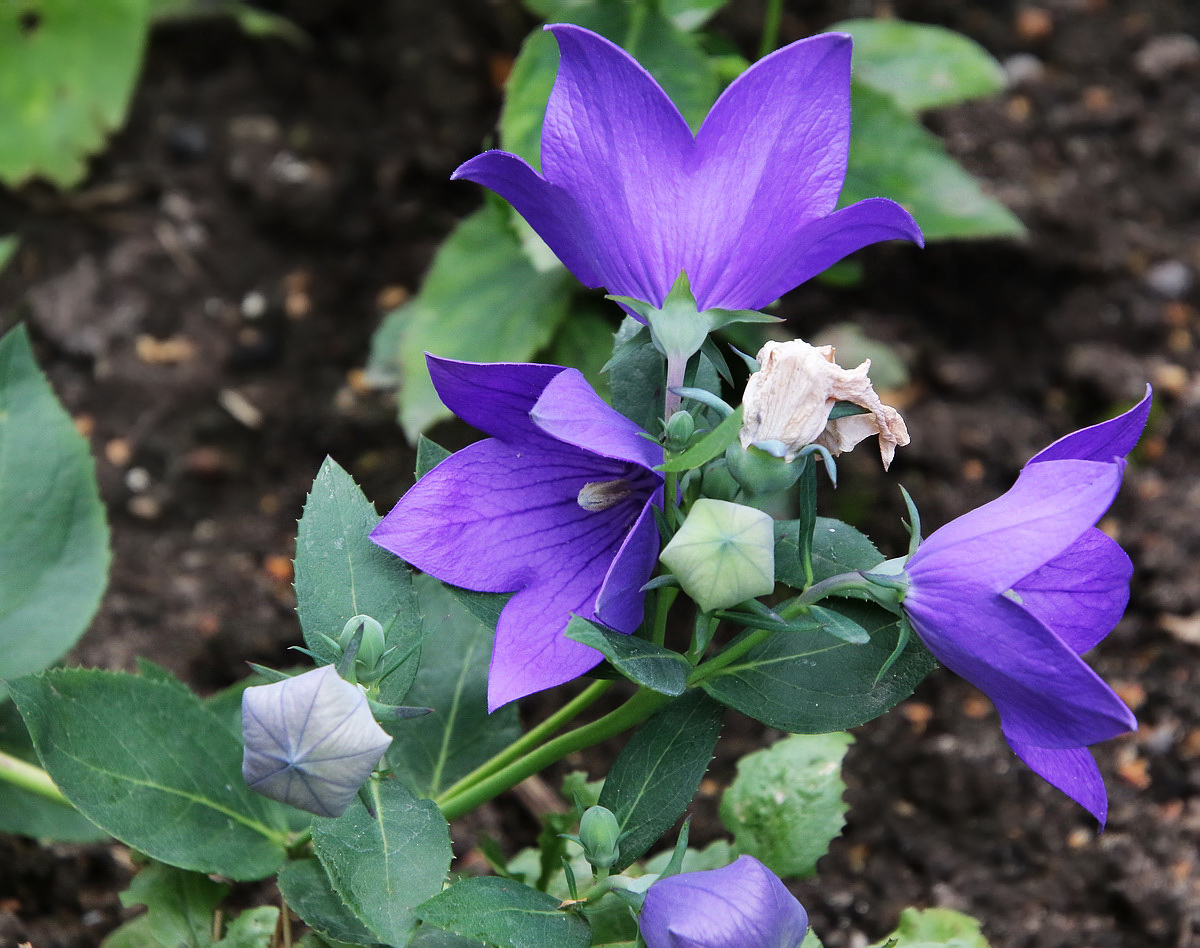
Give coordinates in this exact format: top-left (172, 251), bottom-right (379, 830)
top-left (578, 805), bottom-right (622, 870)
top-left (663, 409), bottom-right (696, 450)
top-left (724, 442), bottom-right (804, 494)
top-left (339, 615), bottom-right (387, 681)
top-left (660, 499), bottom-right (775, 613)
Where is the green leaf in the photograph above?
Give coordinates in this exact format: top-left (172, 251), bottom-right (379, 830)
top-left (415, 435), bottom-right (452, 479)
top-left (218, 906), bottom-right (279, 947)
top-left (277, 858), bottom-right (380, 947)
top-left (609, 336), bottom-right (665, 435)
top-left (410, 927), bottom-right (487, 948)
top-left (416, 877), bottom-right (591, 948)
top-left (658, 0), bottom-right (729, 30)
top-left (0, 325), bottom-right (110, 684)
top-left (775, 517), bottom-right (884, 590)
top-left (0, 699), bottom-right (105, 841)
top-left (719, 733), bottom-right (852, 878)
top-left (0, 235), bottom-right (17, 273)
top-left (842, 82), bottom-right (1025, 241)
top-left (543, 302), bottom-right (615, 397)
top-left (0, 0), bottom-right (151, 187)
top-left (598, 690), bottom-right (723, 870)
top-left (368, 203), bottom-right (576, 440)
top-left (294, 457), bottom-right (423, 703)
top-left (385, 574), bottom-right (520, 798)
top-left (312, 778), bottom-right (452, 947)
top-left (702, 600), bottom-right (936, 733)
top-left (8, 669), bottom-right (290, 880)
top-left (564, 618), bottom-right (688, 696)
top-left (119, 862), bottom-right (228, 948)
top-left (101, 914), bottom-right (157, 948)
top-left (500, 10), bottom-right (717, 170)
top-left (831, 18), bottom-right (1005, 114)
top-left (868, 907), bottom-right (992, 948)
top-left (659, 406), bottom-right (744, 473)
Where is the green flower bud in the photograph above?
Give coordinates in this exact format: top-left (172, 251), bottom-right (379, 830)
top-left (724, 441), bottom-right (804, 494)
top-left (664, 409), bottom-right (696, 451)
top-left (339, 615), bottom-right (387, 681)
top-left (660, 499), bottom-right (775, 613)
top-left (578, 805), bottom-right (622, 870)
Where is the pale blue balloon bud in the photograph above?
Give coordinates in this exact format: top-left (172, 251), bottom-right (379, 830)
top-left (241, 665), bottom-right (392, 817)
top-left (659, 499), bottom-right (775, 613)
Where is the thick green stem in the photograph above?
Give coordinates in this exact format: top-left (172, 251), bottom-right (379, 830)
top-left (686, 627), bottom-right (773, 686)
top-left (437, 680), bottom-right (612, 803)
top-left (651, 586), bottom-right (679, 647)
top-left (437, 689), bottom-right (669, 821)
top-left (758, 0), bottom-right (784, 59)
top-left (0, 750), bottom-right (72, 808)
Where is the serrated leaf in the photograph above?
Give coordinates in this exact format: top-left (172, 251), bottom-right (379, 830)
top-left (384, 574), bottom-right (519, 798)
top-left (415, 435), bottom-right (452, 479)
top-left (564, 617), bottom-right (688, 696)
top-left (0, 698), bottom-right (106, 841)
top-left (720, 733), bottom-right (852, 878)
top-left (277, 858), bottom-right (379, 946)
top-left (416, 877), bottom-right (591, 948)
top-left (701, 600), bottom-right (937, 733)
top-left (311, 778), bottom-right (452, 947)
top-left (598, 690), bottom-right (723, 870)
top-left (868, 907), bottom-right (992, 948)
top-left (119, 862), bottom-right (228, 948)
top-left (368, 203), bottom-right (576, 440)
top-left (776, 517), bottom-right (885, 590)
top-left (842, 82), bottom-right (1025, 241)
top-left (500, 10), bottom-right (717, 170)
top-left (832, 18), bottom-right (1005, 114)
top-left (0, 325), bottom-right (110, 685)
top-left (294, 457), bottom-right (423, 703)
top-left (0, 0), bottom-right (151, 187)
top-left (8, 669), bottom-right (289, 880)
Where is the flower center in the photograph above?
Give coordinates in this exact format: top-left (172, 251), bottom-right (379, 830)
top-left (577, 479), bottom-right (633, 512)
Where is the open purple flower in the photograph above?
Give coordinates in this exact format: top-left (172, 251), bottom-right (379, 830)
top-left (639, 855), bottom-right (809, 948)
top-left (901, 390), bottom-right (1152, 824)
top-left (370, 357), bottom-right (663, 710)
top-left (242, 665), bottom-right (393, 818)
top-left (455, 25), bottom-right (923, 314)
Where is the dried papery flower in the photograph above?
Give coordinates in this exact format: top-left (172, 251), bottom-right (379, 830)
top-left (740, 339), bottom-right (909, 469)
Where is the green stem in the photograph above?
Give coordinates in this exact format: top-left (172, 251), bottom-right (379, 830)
top-left (651, 586), bottom-right (679, 648)
top-left (437, 680), bottom-right (612, 803)
top-left (686, 627), bottom-right (773, 686)
top-left (437, 689), bottom-right (669, 821)
top-left (0, 750), bottom-right (72, 808)
top-left (758, 0), bottom-right (784, 59)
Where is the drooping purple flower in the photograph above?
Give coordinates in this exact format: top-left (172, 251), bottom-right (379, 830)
top-left (241, 665), bottom-right (393, 818)
top-left (370, 357), bottom-right (663, 711)
top-left (455, 25), bottom-right (923, 314)
top-left (639, 855), bottom-right (809, 948)
top-left (901, 390), bottom-right (1152, 825)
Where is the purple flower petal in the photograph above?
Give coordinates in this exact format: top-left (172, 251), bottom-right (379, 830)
top-left (639, 855), bottom-right (808, 948)
top-left (1029, 386), bottom-right (1152, 464)
top-left (427, 356), bottom-right (563, 444)
top-left (904, 586), bottom-right (1136, 750)
top-left (596, 500), bottom-right (662, 633)
top-left (1008, 739), bottom-right (1109, 827)
top-left (1013, 527), bottom-right (1132, 654)
top-left (908, 459), bottom-right (1123, 592)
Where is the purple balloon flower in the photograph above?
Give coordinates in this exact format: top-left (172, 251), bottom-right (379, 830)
top-left (242, 665), bottom-right (393, 818)
top-left (639, 855), bottom-right (809, 948)
top-left (370, 357), bottom-right (664, 710)
top-left (902, 390), bottom-right (1152, 825)
top-left (454, 25), bottom-right (923, 314)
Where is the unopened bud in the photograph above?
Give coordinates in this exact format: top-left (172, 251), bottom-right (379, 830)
top-left (664, 409), bottom-right (696, 451)
top-left (724, 442), bottom-right (803, 494)
top-left (578, 805), bottom-right (622, 870)
top-left (339, 615), bottom-right (386, 681)
top-left (659, 499), bottom-right (775, 613)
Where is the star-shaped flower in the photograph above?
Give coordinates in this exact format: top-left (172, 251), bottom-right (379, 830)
top-left (370, 357), bottom-right (663, 710)
top-left (901, 390), bottom-right (1152, 824)
top-left (454, 25), bottom-right (923, 313)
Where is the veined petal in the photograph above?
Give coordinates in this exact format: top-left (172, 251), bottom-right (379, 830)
top-left (370, 438), bottom-right (633, 593)
top-left (696, 197), bottom-right (922, 312)
top-left (427, 356), bottom-right (563, 444)
top-left (1009, 739), bottom-right (1109, 827)
top-left (908, 459), bottom-right (1123, 592)
top-left (1013, 528), bottom-right (1132, 654)
top-left (451, 151), bottom-right (608, 290)
top-left (531, 368), bottom-right (664, 470)
top-left (904, 587), bottom-right (1136, 749)
top-left (596, 496), bottom-right (662, 633)
top-left (541, 24), bottom-right (695, 308)
top-left (1030, 387), bottom-right (1152, 464)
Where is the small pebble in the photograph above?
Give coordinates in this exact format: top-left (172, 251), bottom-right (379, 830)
top-left (125, 467), bottom-right (151, 493)
top-left (241, 290), bottom-right (268, 320)
top-left (1145, 260), bottom-right (1192, 299)
top-left (1135, 34), bottom-right (1200, 80)
top-left (1003, 53), bottom-right (1046, 88)
top-left (166, 122), bottom-right (208, 163)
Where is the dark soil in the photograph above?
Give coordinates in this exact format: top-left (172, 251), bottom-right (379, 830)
top-left (2, 1), bottom-right (1199, 946)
